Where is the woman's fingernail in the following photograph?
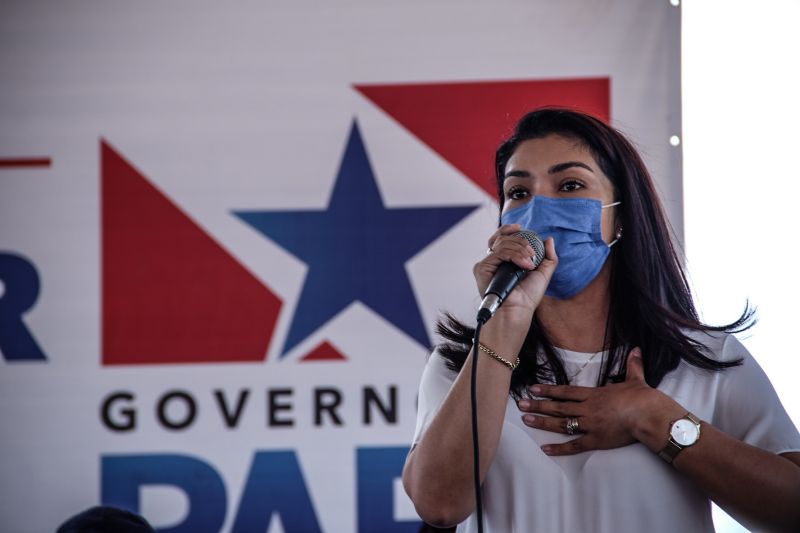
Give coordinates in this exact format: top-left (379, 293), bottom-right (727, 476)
top-left (518, 400), bottom-right (530, 410)
top-left (531, 385), bottom-right (542, 395)
top-left (541, 445), bottom-right (552, 454)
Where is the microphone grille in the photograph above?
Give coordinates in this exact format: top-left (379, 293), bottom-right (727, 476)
top-left (516, 230), bottom-right (545, 268)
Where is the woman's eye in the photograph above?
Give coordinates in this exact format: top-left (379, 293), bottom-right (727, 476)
top-left (505, 187), bottom-right (529, 200)
top-left (560, 180), bottom-right (584, 192)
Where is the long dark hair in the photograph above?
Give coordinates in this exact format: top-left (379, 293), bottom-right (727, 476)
top-left (437, 107), bottom-right (753, 395)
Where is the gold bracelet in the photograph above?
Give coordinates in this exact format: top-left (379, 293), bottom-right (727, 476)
top-left (477, 342), bottom-right (520, 371)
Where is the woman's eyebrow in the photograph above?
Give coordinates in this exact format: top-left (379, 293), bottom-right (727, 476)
top-left (504, 161), bottom-right (595, 179)
top-left (548, 161), bottom-right (594, 174)
top-left (504, 169), bottom-right (531, 179)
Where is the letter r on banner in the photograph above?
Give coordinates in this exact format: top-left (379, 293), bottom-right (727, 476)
top-left (0, 252), bottom-right (45, 361)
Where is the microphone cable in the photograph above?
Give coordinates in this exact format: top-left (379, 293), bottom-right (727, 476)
top-left (470, 230), bottom-right (542, 533)
top-left (470, 318), bottom-right (486, 533)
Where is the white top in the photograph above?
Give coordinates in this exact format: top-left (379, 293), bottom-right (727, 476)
top-left (412, 331), bottom-right (800, 533)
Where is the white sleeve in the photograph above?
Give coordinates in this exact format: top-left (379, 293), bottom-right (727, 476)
top-left (411, 349), bottom-right (458, 445)
top-left (712, 334), bottom-right (800, 455)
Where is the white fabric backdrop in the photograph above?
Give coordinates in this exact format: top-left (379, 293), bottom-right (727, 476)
top-left (0, 1), bottom-right (680, 531)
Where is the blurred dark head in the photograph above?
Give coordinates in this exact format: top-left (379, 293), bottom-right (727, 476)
top-left (56, 506), bottom-right (155, 533)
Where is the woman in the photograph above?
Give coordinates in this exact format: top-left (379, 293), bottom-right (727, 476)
top-left (402, 108), bottom-right (800, 532)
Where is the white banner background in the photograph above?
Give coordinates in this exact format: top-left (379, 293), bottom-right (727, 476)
top-left (0, 1), bottom-right (682, 532)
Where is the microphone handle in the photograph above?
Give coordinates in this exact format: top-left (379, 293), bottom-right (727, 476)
top-left (477, 262), bottom-right (528, 323)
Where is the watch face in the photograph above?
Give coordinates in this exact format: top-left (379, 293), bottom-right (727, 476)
top-left (671, 418), bottom-right (699, 446)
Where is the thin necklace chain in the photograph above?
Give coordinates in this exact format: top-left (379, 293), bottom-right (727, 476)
top-left (566, 351), bottom-right (601, 382)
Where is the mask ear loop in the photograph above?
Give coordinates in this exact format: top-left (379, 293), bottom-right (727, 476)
top-left (602, 201), bottom-right (622, 247)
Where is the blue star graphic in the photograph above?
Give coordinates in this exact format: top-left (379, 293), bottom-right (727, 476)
top-left (235, 120), bottom-right (478, 356)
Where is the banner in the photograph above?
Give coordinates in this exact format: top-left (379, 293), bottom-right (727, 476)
top-left (0, 1), bottom-right (681, 531)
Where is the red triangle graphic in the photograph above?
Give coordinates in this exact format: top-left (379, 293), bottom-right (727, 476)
top-left (101, 140), bottom-right (282, 365)
top-left (301, 341), bottom-right (347, 362)
top-left (355, 78), bottom-right (610, 198)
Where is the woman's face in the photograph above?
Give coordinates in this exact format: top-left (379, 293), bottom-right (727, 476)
top-left (501, 134), bottom-right (619, 243)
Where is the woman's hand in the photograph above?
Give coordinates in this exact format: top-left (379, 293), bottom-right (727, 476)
top-left (473, 224), bottom-right (558, 320)
top-left (517, 347), bottom-right (676, 455)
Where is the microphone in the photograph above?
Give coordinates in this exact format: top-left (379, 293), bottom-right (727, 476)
top-left (476, 230), bottom-right (545, 324)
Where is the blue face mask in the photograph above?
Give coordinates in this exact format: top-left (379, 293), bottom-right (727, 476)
top-left (501, 196), bottom-right (621, 299)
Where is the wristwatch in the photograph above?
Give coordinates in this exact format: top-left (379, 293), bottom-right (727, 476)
top-left (658, 412), bottom-right (701, 464)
